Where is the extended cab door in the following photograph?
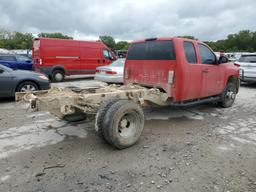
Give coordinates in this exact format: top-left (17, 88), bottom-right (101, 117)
top-left (182, 41), bottom-right (202, 100)
top-left (198, 43), bottom-right (223, 98)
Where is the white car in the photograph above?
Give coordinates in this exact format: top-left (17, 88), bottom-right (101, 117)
top-left (94, 59), bottom-right (125, 83)
top-left (236, 54), bottom-right (256, 82)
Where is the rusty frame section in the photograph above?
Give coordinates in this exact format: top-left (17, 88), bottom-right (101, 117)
top-left (16, 85), bottom-right (169, 119)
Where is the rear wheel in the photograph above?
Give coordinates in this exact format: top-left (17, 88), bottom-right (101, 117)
top-left (101, 100), bottom-right (144, 149)
top-left (95, 98), bottom-right (120, 140)
top-left (17, 81), bottom-right (39, 92)
top-left (218, 82), bottom-right (237, 108)
top-left (52, 70), bottom-right (65, 82)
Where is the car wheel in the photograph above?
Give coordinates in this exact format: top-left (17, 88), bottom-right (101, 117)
top-left (95, 98), bottom-right (120, 140)
top-left (218, 82), bottom-right (237, 108)
top-left (101, 100), bottom-right (144, 149)
top-left (17, 81), bottom-right (39, 92)
top-left (52, 70), bottom-right (65, 82)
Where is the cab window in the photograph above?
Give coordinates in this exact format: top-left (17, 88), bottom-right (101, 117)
top-left (199, 44), bottom-right (216, 64)
top-left (183, 42), bottom-right (197, 64)
top-left (103, 50), bottom-right (110, 59)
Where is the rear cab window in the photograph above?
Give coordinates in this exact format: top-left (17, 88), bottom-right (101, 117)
top-left (183, 41), bottom-right (197, 64)
top-left (127, 40), bottom-right (175, 60)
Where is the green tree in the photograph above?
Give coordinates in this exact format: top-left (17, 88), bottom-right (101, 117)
top-left (115, 41), bottom-right (130, 50)
top-left (99, 35), bottom-right (116, 50)
top-left (38, 32), bottom-right (73, 39)
top-left (0, 30), bottom-right (34, 49)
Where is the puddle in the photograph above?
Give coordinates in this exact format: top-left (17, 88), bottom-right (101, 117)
top-left (0, 120), bottom-right (89, 159)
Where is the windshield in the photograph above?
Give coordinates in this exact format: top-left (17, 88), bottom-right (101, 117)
top-left (127, 40), bottom-right (176, 60)
top-left (238, 55), bottom-right (256, 63)
top-left (0, 64), bottom-right (12, 71)
top-left (110, 59), bottom-right (125, 67)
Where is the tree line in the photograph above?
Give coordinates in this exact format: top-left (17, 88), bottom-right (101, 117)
top-left (1, 29), bottom-right (256, 52)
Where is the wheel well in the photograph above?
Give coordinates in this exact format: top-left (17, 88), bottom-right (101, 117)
top-left (15, 80), bottom-right (40, 92)
top-left (52, 67), bottom-right (65, 75)
top-left (227, 76), bottom-right (239, 93)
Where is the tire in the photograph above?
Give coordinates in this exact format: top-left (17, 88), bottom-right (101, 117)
top-left (52, 70), bottom-right (65, 82)
top-left (218, 82), bottom-right (237, 108)
top-left (101, 100), bottom-right (144, 149)
top-left (63, 113), bottom-right (87, 122)
top-left (95, 98), bottom-right (120, 140)
top-left (17, 81), bottom-right (39, 92)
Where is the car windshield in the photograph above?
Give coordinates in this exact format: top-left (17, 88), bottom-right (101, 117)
top-left (0, 64), bottom-right (12, 71)
top-left (110, 59), bottom-right (125, 67)
top-left (238, 55), bottom-right (256, 63)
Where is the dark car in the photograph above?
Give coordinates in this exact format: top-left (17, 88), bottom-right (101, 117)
top-left (0, 54), bottom-right (33, 71)
top-left (0, 64), bottom-right (50, 98)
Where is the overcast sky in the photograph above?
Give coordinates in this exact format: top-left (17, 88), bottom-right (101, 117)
top-left (0, 0), bottom-right (256, 41)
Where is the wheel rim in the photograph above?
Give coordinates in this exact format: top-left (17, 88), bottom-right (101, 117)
top-left (118, 112), bottom-right (139, 138)
top-left (55, 73), bottom-right (63, 81)
top-left (225, 88), bottom-right (236, 101)
top-left (20, 84), bottom-right (36, 92)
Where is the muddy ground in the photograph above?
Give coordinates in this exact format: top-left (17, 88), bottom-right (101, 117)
top-left (0, 79), bottom-right (256, 192)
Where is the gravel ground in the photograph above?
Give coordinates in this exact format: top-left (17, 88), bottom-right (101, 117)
top-left (0, 79), bottom-right (255, 192)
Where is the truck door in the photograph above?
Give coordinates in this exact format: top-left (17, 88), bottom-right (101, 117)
top-left (182, 41), bottom-right (202, 100)
top-left (198, 43), bottom-right (222, 98)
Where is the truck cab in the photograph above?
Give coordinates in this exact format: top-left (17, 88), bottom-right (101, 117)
top-left (124, 37), bottom-right (240, 103)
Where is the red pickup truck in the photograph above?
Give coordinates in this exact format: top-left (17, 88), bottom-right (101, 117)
top-left (33, 38), bottom-right (116, 82)
top-left (19, 37), bottom-right (240, 149)
top-left (125, 37), bottom-right (240, 106)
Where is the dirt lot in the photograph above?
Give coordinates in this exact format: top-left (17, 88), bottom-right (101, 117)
top-left (0, 79), bottom-right (256, 192)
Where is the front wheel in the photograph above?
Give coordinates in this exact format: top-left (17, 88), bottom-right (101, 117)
top-left (101, 100), bottom-right (144, 149)
top-left (52, 70), bottom-right (65, 82)
top-left (17, 81), bottom-right (39, 92)
top-left (218, 82), bottom-right (237, 108)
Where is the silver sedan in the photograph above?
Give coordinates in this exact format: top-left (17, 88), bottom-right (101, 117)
top-left (94, 59), bottom-right (125, 83)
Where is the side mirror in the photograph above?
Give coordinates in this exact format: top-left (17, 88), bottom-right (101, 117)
top-left (218, 56), bottom-right (229, 64)
top-left (26, 60), bottom-right (32, 63)
top-left (0, 68), bottom-right (4, 73)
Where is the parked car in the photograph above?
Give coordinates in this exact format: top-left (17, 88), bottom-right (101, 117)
top-left (0, 64), bottom-right (50, 98)
top-left (0, 54), bottom-right (33, 70)
top-left (235, 54), bottom-right (256, 82)
top-left (33, 38), bottom-right (116, 82)
top-left (94, 59), bottom-right (125, 83)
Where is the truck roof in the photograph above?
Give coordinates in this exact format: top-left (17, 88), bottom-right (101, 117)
top-left (131, 37), bottom-right (197, 43)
